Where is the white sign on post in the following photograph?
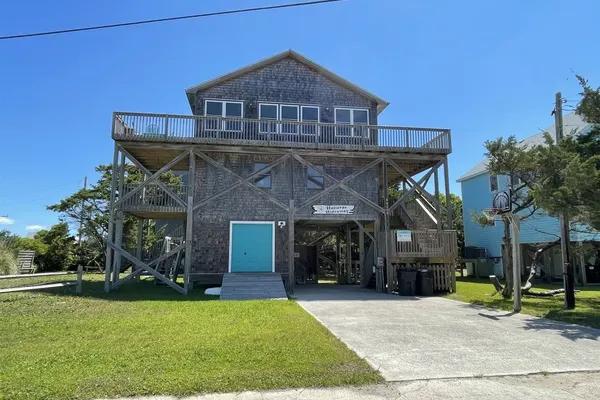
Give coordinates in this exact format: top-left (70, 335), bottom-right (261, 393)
top-left (311, 205), bottom-right (355, 215)
top-left (396, 230), bottom-right (412, 242)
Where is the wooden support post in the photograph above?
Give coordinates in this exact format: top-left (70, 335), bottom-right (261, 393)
top-left (335, 230), bottom-right (341, 283)
top-left (434, 165), bottom-right (442, 230)
top-left (76, 264), bottom-right (83, 294)
top-left (374, 218), bottom-right (381, 292)
top-left (346, 224), bottom-right (352, 284)
top-left (112, 151), bottom-right (126, 284)
top-left (184, 150), bottom-right (195, 294)
top-left (104, 144), bottom-right (119, 292)
top-left (383, 158), bottom-right (393, 293)
top-left (443, 157), bottom-right (452, 229)
top-left (359, 221), bottom-right (365, 287)
top-left (288, 199), bottom-right (295, 293)
top-left (135, 218), bottom-right (143, 281)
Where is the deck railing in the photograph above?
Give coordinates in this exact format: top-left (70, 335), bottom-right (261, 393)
top-left (113, 112), bottom-right (451, 153)
top-left (119, 183), bottom-right (188, 211)
top-left (387, 230), bottom-right (458, 259)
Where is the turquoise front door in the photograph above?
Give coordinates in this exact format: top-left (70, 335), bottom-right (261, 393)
top-left (230, 222), bottom-right (274, 272)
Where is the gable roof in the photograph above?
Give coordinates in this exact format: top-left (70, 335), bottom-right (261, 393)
top-left (184, 49), bottom-right (390, 114)
top-left (456, 112), bottom-right (592, 183)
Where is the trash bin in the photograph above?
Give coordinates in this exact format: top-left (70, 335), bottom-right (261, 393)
top-left (417, 269), bottom-right (434, 296)
top-left (397, 268), bottom-right (417, 296)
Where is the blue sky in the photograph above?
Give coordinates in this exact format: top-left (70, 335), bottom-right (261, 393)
top-left (1, 0), bottom-right (599, 235)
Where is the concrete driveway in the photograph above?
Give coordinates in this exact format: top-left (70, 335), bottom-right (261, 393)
top-left (295, 285), bottom-right (600, 381)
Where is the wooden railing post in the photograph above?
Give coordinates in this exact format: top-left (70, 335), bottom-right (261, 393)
top-left (164, 116), bottom-right (169, 137)
top-left (76, 265), bottom-right (83, 294)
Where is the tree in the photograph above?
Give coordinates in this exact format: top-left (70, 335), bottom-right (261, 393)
top-left (472, 136), bottom-right (542, 298)
top-left (0, 230), bottom-right (19, 275)
top-left (531, 77), bottom-right (600, 231)
top-left (474, 77), bottom-right (600, 299)
top-left (31, 223), bottom-right (75, 272)
top-left (440, 194), bottom-right (464, 258)
top-left (47, 164), bottom-right (181, 268)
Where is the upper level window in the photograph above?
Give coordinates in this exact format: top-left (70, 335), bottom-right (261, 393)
top-left (259, 103), bottom-right (320, 134)
top-left (334, 108), bottom-right (369, 137)
top-left (281, 105), bottom-right (299, 134)
top-left (512, 174), bottom-right (523, 187)
top-left (301, 106), bottom-right (319, 135)
top-left (259, 104), bottom-right (278, 134)
top-left (253, 163), bottom-right (271, 188)
top-left (204, 100), bottom-right (243, 131)
top-left (489, 175), bottom-right (498, 192)
top-left (307, 166), bottom-right (324, 190)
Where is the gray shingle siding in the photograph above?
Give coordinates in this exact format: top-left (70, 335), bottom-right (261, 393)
top-left (191, 153), bottom-right (379, 275)
top-left (191, 58), bottom-right (378, 125)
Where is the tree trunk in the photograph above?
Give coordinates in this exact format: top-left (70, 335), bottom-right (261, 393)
top-left (501, 218), bottom-right (513, 299)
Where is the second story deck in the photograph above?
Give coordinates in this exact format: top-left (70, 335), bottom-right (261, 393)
top-left (113, 112), bottom-right (451, 155)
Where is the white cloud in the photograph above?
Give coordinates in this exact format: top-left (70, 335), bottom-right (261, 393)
top-left (0, 216), bottom-right (14, 225)
top-left (25, 225), bottom-right (45, 231)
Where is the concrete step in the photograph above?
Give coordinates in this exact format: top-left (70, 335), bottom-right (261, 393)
top-left (220, 273), bottom-right (287, 301)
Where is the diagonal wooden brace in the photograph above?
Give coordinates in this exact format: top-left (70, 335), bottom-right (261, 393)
top-left (193, 151), bottom-right (290, 211)
top-left (293, 154), bottom-right (385, 214)
top-left (193, 153), bottom-right (290, 211)
top-left (112, 268), bottom-right (144, 290)
top-left (117, 147), bottom-right (188, 209)
top-left (108, 242), bottom-right (185, 294)
top-left (388, 166), bottom-right (436, 214)
top-left (387, 159), bottom-right (446, 214)
top-left (114, 149), bottom-right (189, 209)
top-left (353, 219), bottom-right (375, 242)
top-left (295, 156), bottom-right (384, 212)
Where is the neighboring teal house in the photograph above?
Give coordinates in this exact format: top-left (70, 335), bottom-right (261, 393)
top-left (457, 113), bottom-right (599, 280)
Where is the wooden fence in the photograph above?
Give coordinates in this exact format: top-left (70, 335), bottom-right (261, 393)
top-left (391, 263), bottom-right (456, 293)
top-left (0, 265), bottom-right (83, 294)
top-left (386, 230), bottom-right (458, 260)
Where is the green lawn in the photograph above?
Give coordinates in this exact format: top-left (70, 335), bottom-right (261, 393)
top-left (447, 277), bottom-right (600, 329)
top-left (0, 275), bottom-right (381, 400)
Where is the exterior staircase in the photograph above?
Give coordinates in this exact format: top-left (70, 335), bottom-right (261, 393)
top-left (220, 273), bottom-right (287, 300)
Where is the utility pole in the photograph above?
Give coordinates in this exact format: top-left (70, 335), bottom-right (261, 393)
top-left (554, 92), bottom-right (576, 309)
top-left (78, 177), bottom-right (87, 244)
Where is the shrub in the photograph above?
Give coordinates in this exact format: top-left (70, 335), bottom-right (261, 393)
top-left (0, 243), bottom-right (18, 275)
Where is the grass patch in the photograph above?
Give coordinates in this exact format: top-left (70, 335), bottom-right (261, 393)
top-left (0, 274), bottom-right (381, 399)
top-left (447, 277), bottom-right (600, 329)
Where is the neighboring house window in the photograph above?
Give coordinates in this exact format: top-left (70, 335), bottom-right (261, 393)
top-left (489, 175), bottom-right (498, 192)
top-left (259, 103), bottom-right (279, 134)
top-left (307, 166), bottom-right (324, 190)
top-left (301, 106), bottom-right (319, 135)
top-left (281, 105), bottom-right (299, 134)
top-left (512, 174), bottom-right (523, 186)
top-left (334, 108), bottom-right (369, 137)
top-left (253, 163), bottom-right (271, 188)
top-left (204, 100), bottom-right (243, 131)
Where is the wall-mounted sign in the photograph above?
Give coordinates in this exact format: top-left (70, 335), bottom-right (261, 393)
top-left (396, 230), bottom-right (412, 242)
top-left (311, 205), bottom-right (355, 215)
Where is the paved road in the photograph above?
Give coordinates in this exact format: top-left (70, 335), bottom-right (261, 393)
top-left (102, 372), bottom-right (600, 399)
top-left (295, 285), bottom-right (600, 381)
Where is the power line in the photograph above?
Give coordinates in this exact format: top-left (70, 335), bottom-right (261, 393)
top-left (0, 0), bottom-right (345, 40)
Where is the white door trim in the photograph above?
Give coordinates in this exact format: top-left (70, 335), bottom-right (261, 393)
top-left (228, 221), bottom-right (276, 273)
